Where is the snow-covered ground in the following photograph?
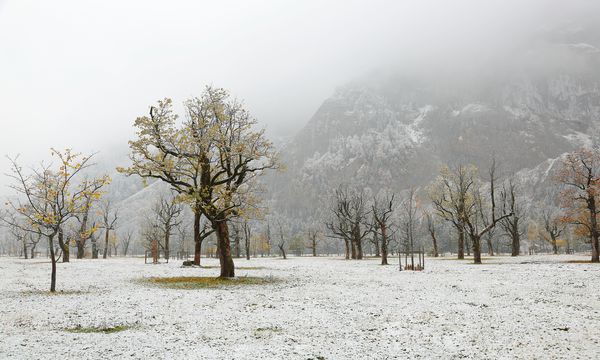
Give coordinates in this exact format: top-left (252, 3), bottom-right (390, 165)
top-left (0, 255), bottom-right (598, 359)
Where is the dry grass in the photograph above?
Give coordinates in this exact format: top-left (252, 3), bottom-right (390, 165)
top-left (65, 325), bottom-right (133, 334)
top-left (199, 265), bottom-right (267, 270)
top-left (20, 289), bottom-right (89, 296)
top-left (141, 276), bottom-right (277, 289)
top-left (564, 260), bottom-right (600, 264)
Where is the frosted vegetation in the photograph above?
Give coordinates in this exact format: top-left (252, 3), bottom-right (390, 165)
top-left (2, 8), bottom-right (600, 358)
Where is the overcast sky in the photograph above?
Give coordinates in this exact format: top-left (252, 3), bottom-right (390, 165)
top-left (0, 0), bottom-right (598, 194)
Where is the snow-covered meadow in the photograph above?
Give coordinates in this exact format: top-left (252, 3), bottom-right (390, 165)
top-left (1, 255), bottom-right (598, 359)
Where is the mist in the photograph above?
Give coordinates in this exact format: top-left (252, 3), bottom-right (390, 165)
top-left (0, 0), bottom-right (599, 194)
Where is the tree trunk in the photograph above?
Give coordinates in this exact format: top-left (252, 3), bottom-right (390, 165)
top-left (279, 246), bottom-right (287, 259)
top-left (373, 232), bottom-right (380, 257)
top-left (164, 231), bottom-right (170, 260)
top-left (58, 228), bottom-right (69, 263)
top-left (511, 222), bottom-right (520, 256)
top-left (91, 237), bottom-right (98, 259)
top-left (380, 224), bottom-right (388, 265)
top-left (350, 239), bottom-right (357, 259)
top-left (457, 226), bottom-right (465, 259)
top-left (193, 210), bottom-right (202, 266)
top-left (588, 196), bottom-right (599, 263)
top-left (23, 240), bottom-right (28, 259)
top-left (473, 235), bottom-right (482, 264)
top-left (431, 232), bottom-right (439, 258)
top-left (103, 229), bottom-right (109, 259)
top-left (552, 235), bottom-right (558, 255)
top-left (343, 239), bottom-right (350, 260)
top-left (215, 220), bottom-right (235, 278)
top-left (486, 235), bottom-right (494, 256)
top-left (77, 240), bottom-right (85, 259)
top-left (49, 235), bottom-right (57, 292)
top-left (245, 238), bottom-right (250, 260)
top-left (234, 230), bottom-right (241, 258)
top-left (30, 243), bottom-right (37, 259)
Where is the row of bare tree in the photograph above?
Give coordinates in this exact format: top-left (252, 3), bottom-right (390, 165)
top-left (325, 147), bottom-right (600, 264)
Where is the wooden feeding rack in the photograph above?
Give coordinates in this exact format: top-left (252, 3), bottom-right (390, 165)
top-left (399, 246), bottom-right (425, 271)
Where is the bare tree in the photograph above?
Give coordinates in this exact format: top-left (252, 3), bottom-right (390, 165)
top-left (399, 188), bottom-right (419, 268)
top-left (153, 193), bottom-right (183, 260)
top-left (541, 208), bottom-right (566, 254)
top-left (243, 220), bottom-right (252, 260)
top-left (276, 220), bottom-right (287, 259)
top-left (325, 186), bottom-right (370, 260)
top-left (5, 211), bottom-right (29, 259)
top-left (121, 231), bottom-right (133, 257)
top-left (424, 211), bottom-right (439, 257)
top-left (430, 164), bottom-right (476, 259)
top-left (372, 193), bottom-right (395, 265)
top-left (499, 178), bottom-right (525, 256)
top-left (306, 228), bottom-right (320, 257)
top-left (100, 200), bottom-right (118, 259)
top-left (231, 221), bottom-right (242, 258)
top-left (463, 159), bottom-right (513, 264)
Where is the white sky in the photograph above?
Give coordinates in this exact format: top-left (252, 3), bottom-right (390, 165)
top-left (0, 0), bottom-right (598, 194)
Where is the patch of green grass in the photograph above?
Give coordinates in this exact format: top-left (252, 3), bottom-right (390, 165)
top-left (141, 276), bottom-right (277, 289)
top-left (253, 326), bottom-right (283, 338)
top-left (255, 326), bottom-right (283, 333)
top-left (65, 325), bottom-right (132, 334)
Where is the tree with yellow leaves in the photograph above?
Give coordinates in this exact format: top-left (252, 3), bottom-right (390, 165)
top-left (2, 149), bottom-right (110, 291)
top-left (119, 86), bottom-right (280, 277)
top-left (555, 147), bottom-right (600, 263)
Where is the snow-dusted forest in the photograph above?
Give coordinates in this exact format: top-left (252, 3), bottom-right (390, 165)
top-left (1, 1), bottom-right (600, 359)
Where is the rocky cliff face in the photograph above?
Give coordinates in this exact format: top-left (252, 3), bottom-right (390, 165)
top-left (269, 40), bottom-right (600, 220)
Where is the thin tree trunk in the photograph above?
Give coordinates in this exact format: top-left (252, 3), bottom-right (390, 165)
top-left (23, 240), bottom-right (28, 259)
top-left (344, 239), bottom-right (350, 260)
top-left (215, 220), bottom-right (234, 278)
top-left (91, 236), bottom-right (98, 259)
top-left (49, 235), bottom-right (57, 292)
top-left (511, 222), bottom-right (520, 256)
top-left (589, 197), bottom-right (599, 263)
top-left (77, 240), bottom-right (85, 259)
top-left (193, 210), bottom-right (201, 266)
top-left (58, 227), bottom-right (69, 263)
top-left (164, 231), bottom-right (170, 260)
top-left (457, 226), bottom-right (465, 259)
top-left (244, 224), bottom-right (251, 260)
top-left (381, 224), bottom-right (388, 265)
top-left (473, 235), bottom-right (482, 264)
top-left (431, 232), bottom-right (439, 258)
top-left (486, 235), bottom-right (494, 256)
top-left (30, 243), bottom-right (37, 259)
top-left (552, 236), bottom-right (558, 255)
top-left (103, 229), bottom-right (109, 259)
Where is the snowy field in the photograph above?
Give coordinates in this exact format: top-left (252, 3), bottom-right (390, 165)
top-left (0, 255), bottom-right (599, 359)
